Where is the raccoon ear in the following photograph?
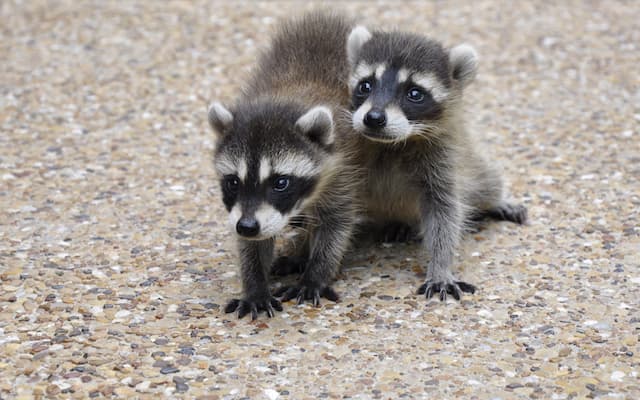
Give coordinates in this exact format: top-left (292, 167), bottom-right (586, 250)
top-left (347, 26), bottom-right (372, 67)
top-left (207, 101), bottom-right (234, 136)
top-left (450, 44), bottom-right (478, 88)
top-left (295, 106), bottom-right (334, 147)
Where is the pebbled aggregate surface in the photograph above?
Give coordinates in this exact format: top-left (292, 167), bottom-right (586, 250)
top-left (1, 1), bottom-right (638, 399)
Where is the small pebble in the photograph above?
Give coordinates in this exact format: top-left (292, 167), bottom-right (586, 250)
top-left (160, 366), bottom-right (179, 374)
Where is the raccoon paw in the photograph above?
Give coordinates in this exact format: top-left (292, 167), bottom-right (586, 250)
top-left (380, 222), bottom-right (420, 243)
top-left (270, 256), bottom-right (306, 276)
top-left (417, 279), bottom-right (476, 301)
top-left (224, 296), bottom-right (283, 320)
top-left (273, 283), bottom-right (339, 307)
top-left (485, 203), bottom-right (528, 225)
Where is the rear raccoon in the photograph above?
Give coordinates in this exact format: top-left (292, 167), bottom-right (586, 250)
top-left (208, 13), bottom-right (358, 319)
top-left (346, 26), bottom-right (527, 300)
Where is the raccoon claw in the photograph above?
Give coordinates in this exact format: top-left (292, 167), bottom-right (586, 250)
top-left (271, 256), bottom-right (306, 276)
top-left (274, 284), bottom-right (339, 307)
top-left (224, 296), bottom-right (283, 320)
top-left (417, 280), bottom-right (476, 301)
top-left (380, 222), bottom-right (420, 243)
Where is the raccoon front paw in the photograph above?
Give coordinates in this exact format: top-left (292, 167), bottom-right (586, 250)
top-left (273, 283), bottom-right (339, 307)
top-left (270, 256), bottom-right (306, 276)
top-left (417, 279), bottom-right (476, 301)
top-left (224, 296), bottom-right (283, 320)
top-left (380, 222), bottom-right (420, 243)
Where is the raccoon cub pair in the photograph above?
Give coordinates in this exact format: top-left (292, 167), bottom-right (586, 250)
top-left (208, 13), bottom-right (526, 319)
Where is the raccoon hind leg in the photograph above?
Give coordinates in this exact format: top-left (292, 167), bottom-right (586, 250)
top-left (379, 221), bottom-right (422, 243)
top-left (480, 202), bottom-right (528, 225)
top-left (464, 159), bottom-right (527, 226)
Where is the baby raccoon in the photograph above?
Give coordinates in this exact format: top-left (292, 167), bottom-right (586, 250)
top-left (346, 27), bottom-right (527, 301)
top-left (208, 13), bottom-right (358, 319)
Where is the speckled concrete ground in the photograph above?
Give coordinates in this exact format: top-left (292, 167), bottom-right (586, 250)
top-left (1, 1), bottom-right (638, 399)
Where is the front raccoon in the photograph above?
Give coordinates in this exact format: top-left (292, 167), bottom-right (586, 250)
top-left (208, 13), bottom-right (358, 319)
top-left (346, 27), bottom-right (527, 301)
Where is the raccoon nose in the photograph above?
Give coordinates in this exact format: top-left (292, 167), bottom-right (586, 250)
top-left (236, 217), bottom-right (260, 237)
top-left (364, 110), bottom-right (387, 128)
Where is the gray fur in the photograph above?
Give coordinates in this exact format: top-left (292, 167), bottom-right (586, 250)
top-left (347, 28), bottom-right (527, 301)
top-left (238, 238), bottom-right (274, 300)
top-left (213, 12), bottom-right (361, 318)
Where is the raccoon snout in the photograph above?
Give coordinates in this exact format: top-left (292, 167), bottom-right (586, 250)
top-left (236, 216), bottom-right (260, 237)
top-left (364, 110), bottom-right (387, 128)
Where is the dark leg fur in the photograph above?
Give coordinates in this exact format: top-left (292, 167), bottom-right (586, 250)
top-left (275, 188), bottom-right (355, 307)
top-left (224, 239), bottom-right (283, 320)
top-left (474, 202), bottom-right (528, 225)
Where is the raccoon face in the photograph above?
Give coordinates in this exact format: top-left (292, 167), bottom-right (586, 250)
top-left (346, 27), bottom-right (478, 144)
top-left (208, 101), bottom-right (334, 240)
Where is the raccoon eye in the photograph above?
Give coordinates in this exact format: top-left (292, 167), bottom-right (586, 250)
top-left (273, 176), bottom-right (290, 192)
top-left (224, 175), bottom-right (239, 192)
top-left (357, 80), bottom-right (372, 96)
top-left (407, 87), bottom-right (425, 103)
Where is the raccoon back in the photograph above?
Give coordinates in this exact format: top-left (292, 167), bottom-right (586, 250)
top-left (245, 11), bottom-right (353, 105)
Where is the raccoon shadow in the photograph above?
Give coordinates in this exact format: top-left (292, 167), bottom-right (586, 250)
top-left (271, 222), bottom-right (499, 300)
top-left (340, 221), bottom-right (501, 293)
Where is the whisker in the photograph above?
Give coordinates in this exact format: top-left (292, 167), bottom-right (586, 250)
top-left (290, 213), bottom-right (321, 223)
top-left (289, 214), bottom-right (321, 228)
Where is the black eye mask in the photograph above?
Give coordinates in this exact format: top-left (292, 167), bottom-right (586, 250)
top-left (351, 68), bottom-right (444, 122)
top-left (400, 83), bottom-right (442, 121)
top-left (266, 175), bottom-right (317, 214)
top-left (220, 174), bottom-right (318, 215)
top-left (221, 175), bottom-right (240, 212)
